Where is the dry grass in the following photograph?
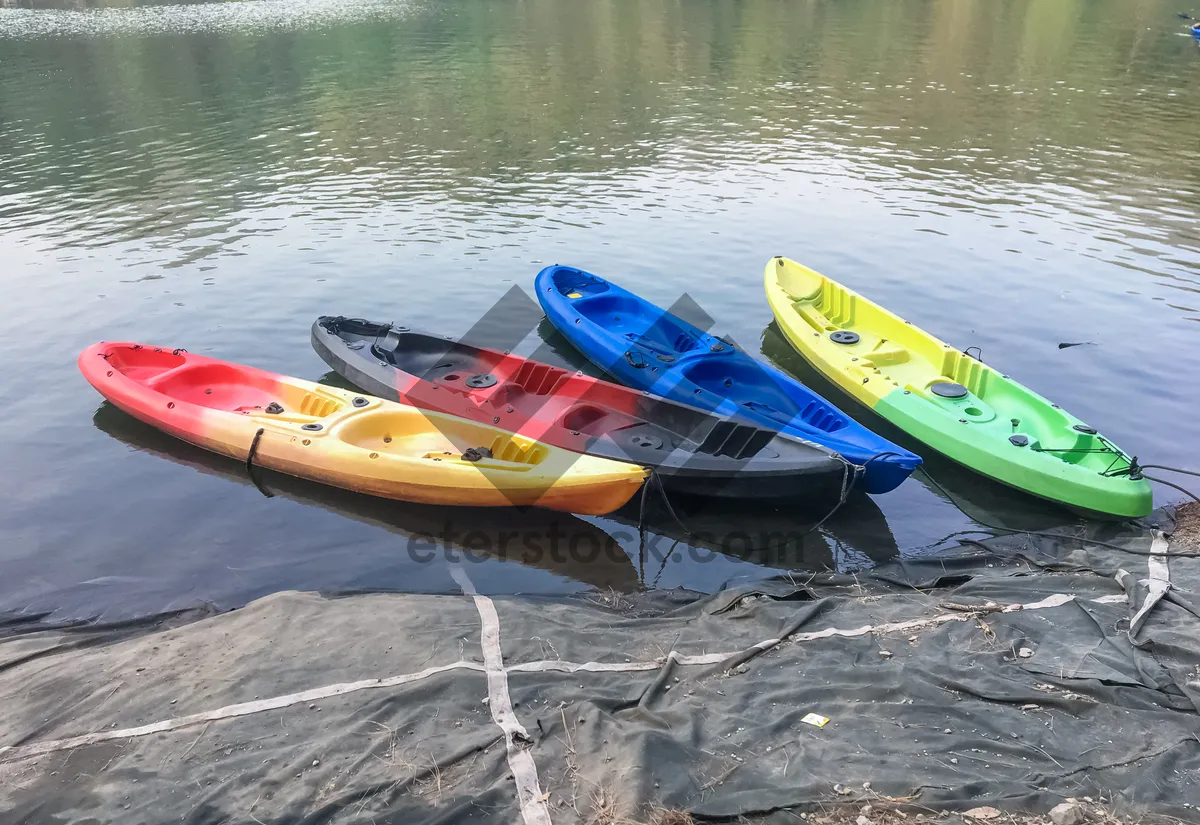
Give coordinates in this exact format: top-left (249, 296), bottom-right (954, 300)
top-left (583, 794), bottom-right (694, 825)
top-left (645, 809), bottom-right (695, 825)
top-left (799, 800), bottom-right (1182, 825)
top-left (1172, 501), bottom-right (1200, 549)
top-left (579, 799), bottom-right (1172, 825)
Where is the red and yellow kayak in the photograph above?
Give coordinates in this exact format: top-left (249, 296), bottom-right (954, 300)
top-left (79, 343), bottom-right (648, 515)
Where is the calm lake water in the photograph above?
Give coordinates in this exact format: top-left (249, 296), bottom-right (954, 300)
top-left (1, 0), bottom-right (1198, 622)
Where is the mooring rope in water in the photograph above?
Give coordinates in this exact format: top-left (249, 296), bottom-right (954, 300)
top-left (915, 467), bottom-right (1200, 558)
top-left (808, 452), bottom-right (860, 533)
top-left (636, 469), bottom-right (691, 558)
top-left (1136, 464), bottom-right (1200, 505)
top-left (635, 451), bottom-right (861, 563)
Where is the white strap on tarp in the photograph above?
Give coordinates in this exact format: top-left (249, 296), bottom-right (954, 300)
top-left (451, 565), bottom-right (554, 825)
top-left (0, 586), bottom-right (1130, 767)
top-left (0, 660), bottom-right (483, 761)
top-left (1127, 531), bottom-right (1171, 640)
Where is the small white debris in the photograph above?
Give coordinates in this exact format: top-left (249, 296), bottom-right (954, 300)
top-left (312, 759), bottom-right (320, 767)
top-left (1021, 704), bottom-right (1040, 711)
top-left (879, 650), bottom-right (893, 659)
top-left (1018, 647), bottom-right (1034, 658)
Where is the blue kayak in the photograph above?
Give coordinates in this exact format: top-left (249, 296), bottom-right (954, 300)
top-left (534, 265), bottom-right (922, 494)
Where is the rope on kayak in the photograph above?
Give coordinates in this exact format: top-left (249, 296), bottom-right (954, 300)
top-left (637, 470), bottom-right (692, 557)
top-left (915, 467), bottom-right (1200, 558)
top-left (245, 428), bottom-right (274, 499)
top-left (636, 453), bottom-right (862, 562)
top-left (1136, 463), bottom-right (1200, 505)
top-left (1145, 475), bottom-right (1200, 505)
top-left (807, 453), bottom-right (861, 533)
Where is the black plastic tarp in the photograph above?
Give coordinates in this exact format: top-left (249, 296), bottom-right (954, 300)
top-left (2, 512), bottom-right (1198, 824)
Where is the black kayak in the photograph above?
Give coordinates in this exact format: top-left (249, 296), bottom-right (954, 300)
top-left (312, 316), bottom-right (856, 504)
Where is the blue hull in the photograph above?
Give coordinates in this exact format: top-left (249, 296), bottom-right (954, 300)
top-left (535, 265), bottom-right (922, 494)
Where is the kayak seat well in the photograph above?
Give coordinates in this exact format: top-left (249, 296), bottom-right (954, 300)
top-left (374, 334), bottom-right (500, 383)
top-left (625, 328), bottom-right (700, 358)
top-left (143, 362), bottom-right (346, 419)
top-left (335, 408), bottom-right (549, 468)
top-left (105, 345), bottom-right (188, 383)
top-left (571, 294), bottom-right (701, 355)
top-left (681, 358), bottom-right (848, 432)
top-left (549, 267), bottom-right (611, 298)
top-left (559, 403), bottom-right (641, 436)
top-left (143, 364), bottom-right (274, 413)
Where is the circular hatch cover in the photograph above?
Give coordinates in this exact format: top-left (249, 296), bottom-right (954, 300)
top-left (930, 382), bottom-right (969, 399)
top-left (630, 434), bottom-right (664, 450)
top-left (465, 373), bottom-right (498, 389)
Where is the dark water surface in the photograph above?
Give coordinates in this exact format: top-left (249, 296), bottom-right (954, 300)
top-left (2, 0), bottom-right (1198, 621)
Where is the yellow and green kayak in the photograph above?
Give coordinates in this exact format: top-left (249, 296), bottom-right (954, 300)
top-left (765, 257), bottom-right (1152, 518)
